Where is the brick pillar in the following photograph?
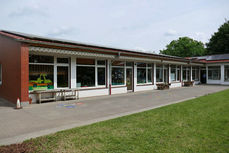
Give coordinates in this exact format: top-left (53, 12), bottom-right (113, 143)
top-left (20, 44), bottom-right (29, 104)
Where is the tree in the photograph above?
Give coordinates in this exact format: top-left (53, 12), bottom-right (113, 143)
top-left (206, 20), bottom-right (229, 54)
top-left (160, 37), bottom-right (206, 57)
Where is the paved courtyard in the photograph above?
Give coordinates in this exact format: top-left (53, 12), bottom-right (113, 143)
top-left (0, 85), bottom-right (228, 145)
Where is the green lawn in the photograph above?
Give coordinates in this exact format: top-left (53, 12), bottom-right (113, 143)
top-left (1, 89), bottom-right (229, 153)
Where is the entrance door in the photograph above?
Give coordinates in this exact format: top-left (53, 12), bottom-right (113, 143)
top-left (126, 68), bottom-right (133, 91)
top-left (200, 69), bottom-right (206, 84)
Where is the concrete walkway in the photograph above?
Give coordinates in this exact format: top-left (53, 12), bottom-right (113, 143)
top-left (0, 85), bottom-right (228, 145)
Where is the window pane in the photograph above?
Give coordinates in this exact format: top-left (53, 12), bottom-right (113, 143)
top-left (77, 66), bottom-right (95, 87)
top-left (57, 66), bottom-right (68, 88)
top-left (192, 69), bottom-right (196, 80)
top-left (137, 68), bottom-right (146, 84)
top-left (183, 69), bottom-right (187, 81)
top-left (225, 66), bottom-right (229, 81)
top-left (112, 68), bottom-right (124, 85)
top-left (148, 68), bottom-right (152, 83)
top-left (57, 58), bottom-right (69, 64)
top-left (77, 58), bottom-right (95, 65)
top-left (177, 69), bottom-right (180, 81)
top-left (171, 66), bottom-right (176, 81)
top-left (98, 68), bottom-right (106, 85)
top-left (208, 66), bottom-right (221, 80)
top-left (29, 55), bottom-right (54, 63)
top-left (97, 60), bottom-right (105, 65)
top-left (164, 68), bottom-right (168, 83)
top-left (29, 65), bottom-right (54, 91)
top-left (156, 66), bottom-right (163, 82)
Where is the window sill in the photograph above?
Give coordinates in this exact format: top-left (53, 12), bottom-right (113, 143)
top-left (137, 83), bottom-right (153, 86)
top-left (171, 81), bottom-right (181, 83)
top-left (111, 85), bottom-right (126, 88)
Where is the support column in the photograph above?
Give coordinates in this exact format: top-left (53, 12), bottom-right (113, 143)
top-left (190, 66), bottom-right (193, 81)
top-left (107, 59), bottom-right (111, 95)
top-left (133, 62), bottom-right (137, 92)
top-left (206, 66), bottom-right (208, 84)
top-left (153, 63), bottom-right (156, 85)
top-left (221, 64), bottom-right (224, 84)
top-left (71, 57), bottom-right (76, 88)
top-left (20, 44), bottom-right (29, 104)
top-left (54, 56), bottom-right (57, 89)
top-left (181, 65), bottom-right (183, 85)
top-left (168, 65), bottom-right (171, 83)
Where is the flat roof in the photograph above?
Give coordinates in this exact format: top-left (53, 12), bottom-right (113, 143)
top-left (0, 30), bottom-right (203, 64)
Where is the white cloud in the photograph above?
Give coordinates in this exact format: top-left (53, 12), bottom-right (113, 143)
top-left (0, 0), bottom-right (229, 53)
top-left (46, 26), bottom-right (76, 38)
top-left (164, 29), bottom-right (178, 36)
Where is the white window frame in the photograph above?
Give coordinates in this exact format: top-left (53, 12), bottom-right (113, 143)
top-left (208, 66), bottom-right (221, 80)
top-left (156, 64), bottom-right (164, 83)
top-left (29, 54), bottom-right (55, 91)
top-left (182, 66), bottom-right (190, 81)
top-left (111, 61), bottom-right (126, 87)
top-left (56, 57), bottom-right (70, 89)
top-left (224, 65), bottom-right (229, 82)
top-left (76, 58), bottom-right (106, 89)
top-left (192, 67), bottom-right (200, 81)
top-left (137, 63), bottom-right (152, 85)
top-left (176, 66), bottom-right (181, 82)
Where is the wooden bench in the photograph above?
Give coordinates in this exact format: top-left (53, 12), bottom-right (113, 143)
top-left (183, 81), bottom-right (194, 87)
top-left (32, 90), bottom-right (61, 104)
top-left (62, 89), bottom-right (79, 101)
top-left (156, 83), bottom-right (171, 90)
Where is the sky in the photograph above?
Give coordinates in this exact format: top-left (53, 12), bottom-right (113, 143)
top-left (0, 0), bottom-right (229, 53)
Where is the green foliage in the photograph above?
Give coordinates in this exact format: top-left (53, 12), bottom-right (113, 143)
top-left (160, 37), bottom-right (206, 57)
top-left (206, 20), bottom-right (229, 54)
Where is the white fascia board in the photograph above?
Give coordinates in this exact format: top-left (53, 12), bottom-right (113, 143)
top-left (160, 60), bottom-right (187, 65)
top-left (190, 63), bottom-right (205, 66)
top-left (29, 47), bottom-right (116, 59)
top-left (119, 56), bottom-right (161, 62)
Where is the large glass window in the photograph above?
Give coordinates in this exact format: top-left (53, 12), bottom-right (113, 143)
top-left (137, 68), bottom-right (146, 84)
top-left (156, 65), bottom-right (163, 82)
top-left (112, 67), bottom-right (124, 85)
top-left (112, 61), bottom-right (125, 85)
top-left (57, 66), bottom-right (69, 88)
top-left (171, 65), bottom-right (176, 82)
top-left (192, 67), bottom-right (199, 81)
top-left (57, 58), bottom-right (69, 88)
top-left (0, 64), bottom-right (2, 85)
top-left (208, 66), bottom-right (221, 80)
top-left (98, 67), bottom-right (106, 85)
top-left (177, 66), bottom-right (181, 81)
top-left (29, 55), bottom-right (54, 91)
top-left (76, 58), bottom-right (106, 87)
top-left (77, 58), bottom-right (96, 87)
top-left (225, 65), bottom-right (229, 81)
top-left (137, 63), bottom-right (152, 84)
top-left (164, 65), bottom-right (168, 83)
top-left (148, 68), bottom-right (152, 83)
top-left (77, 66), bottom-right (95, 87)
top-left (183, 67), bottom-right (190, 81)
top-left (29, 65), bottom-right (54, 91)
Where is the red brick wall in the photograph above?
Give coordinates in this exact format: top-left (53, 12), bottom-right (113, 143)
top-left (0, 35), bottom-right (29, 104)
